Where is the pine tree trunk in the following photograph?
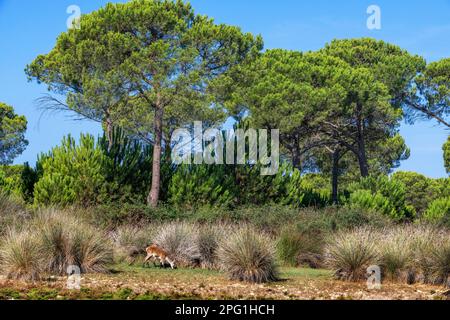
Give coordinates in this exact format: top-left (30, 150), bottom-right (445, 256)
top-left (105, 113), bottom-right (114, 151)
top-left (331, 149), bottom-right (340, 205)
top-left (356, 103), bottom-right (369, 177)
top-left (292, 148), bottom-right (301, 170)
top-left (148, 105), bottom-right (164, 208)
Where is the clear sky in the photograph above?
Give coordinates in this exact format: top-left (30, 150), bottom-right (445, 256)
top-left (0, 0), bottom-right (449, 177)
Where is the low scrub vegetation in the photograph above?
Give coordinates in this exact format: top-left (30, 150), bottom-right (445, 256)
top-left (325, 226), bottom-right (450, 287)
top-left (0, 209), bottom-right (113, 280)
top-left (218, 226), bottom-right (278, 283)
top-left (0, 189), bottom-right (448, 287)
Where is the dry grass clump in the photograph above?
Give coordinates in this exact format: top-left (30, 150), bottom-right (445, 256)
top-left (324, 228), bottom-right (380, 281)
top-left (0, 209), bottom-right (113, 280)
top-left (0, 229), bottom-right (43, 281)
top-left (325, 225), bottom-right (450, 287)
top-left (111, 224), bottom-right (156, 265)
top-left (0, 191), bottom-right (30, 235)
top-left (33, 209), bottom-right (113, 274)
top-left (378, 226), bottom-right (416, 282)
top-left (152, 222), bottom-right (201, 268)
top-left (197, 224), bottom-right (230, 270)
top-left (410, 227), bottom-right (450, 286)
top-left (217, 226), bottom-right (278, 283)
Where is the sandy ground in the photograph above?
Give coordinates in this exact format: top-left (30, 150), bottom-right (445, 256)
top-left (0, 266), bottom-right (449, 300)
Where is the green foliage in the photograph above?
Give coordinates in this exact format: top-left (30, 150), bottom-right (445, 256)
top-left (412, 58), bottom-right (450, 127)
top-left (0, 103), bottom-right (28, 165)
top-left (444, 136), bottom-right (450, 174)
top-left (322, 38), bottom-right (426, 107)
top-left (392, 171), bottom-right (445, 214)
top-left (423, 197), bottom-right (450, 223)
top-left (32, 129), bottom-right (162, 207)
top-left (19, 163), bottom-right (39, 203)
top-left (34, 134), bottom-right (106, 207)
top-left (348, 176), bottom-right (415, 221)
top-left (282, 171), bottom-right (331, 207)
top-left (99, 128), bottom-right (154, 203)
top-left (0, 165), bottom-right (24, 197)
top-left (168, 161), bottom-right (330, 209)
top-left (27, 0), bottom-right (263, 206)
top-left (168, 164), bottom-right (235, 208)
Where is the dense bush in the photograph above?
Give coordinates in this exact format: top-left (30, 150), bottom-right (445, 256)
top-left (218, 226), bottom-right (278, 283)
top-left (0, 165), bottom-right (24, 197)
top-left (347, 176), bottom-right (415, 221)
top-left (423, 197), bottom-right (450, 223)
top-left (169, 164), bottom-right (235, 208)
top-left (99, 128), bottom-right (155, 203)
top-left (34, 135), bottom-right (106, 206)
top-left (31, 130), bottom-right (162, 207)
top-left (444, 136), bottom-right (450, 175)
top-left (392, 172), bottom-right (447, 215)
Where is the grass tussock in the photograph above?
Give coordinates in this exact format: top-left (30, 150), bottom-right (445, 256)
top-left (33, 209), bottom-right (113, 274)
top-left (218, 226), bottom-right (278, 283)
top-left (0, 209), bottom-right (113, 280)
top-left (197, 224), bottom-right (230, 270)
top-left (152, 222), bottom-right (200, 268)
top-left (325, 225), bottom-right (450, 287)
top-left (325, 228), bottom-right (380, 281)
top-left (0, 229), bottom-right (43, 281)
top-left (0, 192), bottom-right (30, 236)
top-left (111, 224), bottom-right (156, 265)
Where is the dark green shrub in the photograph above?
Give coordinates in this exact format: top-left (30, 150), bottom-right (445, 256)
top-left (34, 134), bottom-right (106, 206)
top-left (168, 164), bottom-right (235, 208)
top-left (392, 171), bottom-right (446, 214)
top-left (99, 128), bottom-right (155, 203)
top-left (444, 136), bottom-right (450, 175)
top-left (348, 175), bottom-right (415, 221)
top-left (423, 197), bottom-right (450, 224)
top-left (0, 165), bottom-right (26, 198)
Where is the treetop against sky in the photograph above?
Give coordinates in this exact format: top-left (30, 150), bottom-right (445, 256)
top-left (0, 0), bottom-right (449, 178)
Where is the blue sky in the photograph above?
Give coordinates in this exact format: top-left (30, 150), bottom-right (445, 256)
top-left (0, 0), bottom-right (449, 177)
